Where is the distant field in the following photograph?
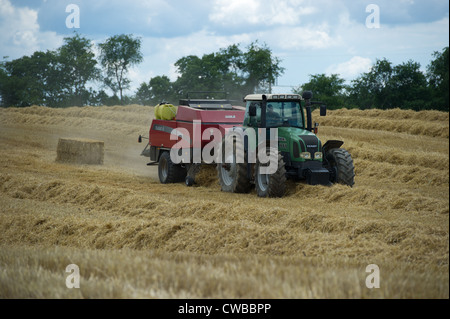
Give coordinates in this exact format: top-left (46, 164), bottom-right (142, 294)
top-left (0, 105), bottom-right (448, 298)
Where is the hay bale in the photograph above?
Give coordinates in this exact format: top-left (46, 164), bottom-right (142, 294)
top-left (56, 138), bottom-right (104, 165)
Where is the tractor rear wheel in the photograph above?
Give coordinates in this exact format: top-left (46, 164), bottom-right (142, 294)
top-left (255, 149), bottom-right (286, 198)
top-left (158, 151), bottom-right (186, 184)
top-left (217, 137), bottom-right (252, 193)
top-left (325, 148), bottom-right (355, 187)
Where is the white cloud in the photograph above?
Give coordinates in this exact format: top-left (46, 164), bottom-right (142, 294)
top-left (326, 56), bottom-right (372, 79)
top-left (0, 0), bottom-right (62, 59)
top-left (209, 0), bottom-right (316, 27)
top-left (209, 0), bottom-right (261, 25)
top-left (271, 25), bottom-right (337, 50)
top-left (0, 0), bottom-right (38, 50)
top-left (334, 15), bottom-right (449, 61)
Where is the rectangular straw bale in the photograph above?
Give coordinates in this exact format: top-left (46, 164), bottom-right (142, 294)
top-left (56, 138), bottom-right (104, 165)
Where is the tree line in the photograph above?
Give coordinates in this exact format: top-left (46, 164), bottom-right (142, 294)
top-left (0, 33), bottom-right (143, 107)
top-left (0, 33), bottom-right (282, 108)
top-left (0, 32), bottom-right (448, 111)
top-left (296, 47), bottom-right (448, 111)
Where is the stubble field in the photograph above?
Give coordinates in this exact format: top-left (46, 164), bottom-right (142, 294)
top-left (0, 105), bottom-right (448, 298)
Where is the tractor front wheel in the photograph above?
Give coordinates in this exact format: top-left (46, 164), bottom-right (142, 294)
top-left (217, 137), bottom-right (252, 193)
top-left (255, 150), bottom-right (286, 198)
top-left (325, 148), bottom-right (355, 187)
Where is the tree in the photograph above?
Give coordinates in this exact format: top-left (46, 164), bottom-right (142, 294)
top-left (0, 69), bottom-right (6, 107)
top-left (349, 58), bottom-right (394, 109)
top-left (427, 47), bottom-right (449, 111)
top-left (135, 82), bottom-right (151, 105)
top-left (0, 51), bottom-right (60, 107)
top-left (173, 55), bottom-right (215, 96)
top-left (293, 74), bottom-right (348, 109)
top-left (0, 57), bottom-right (7, 106)
top-left (391, 60), bottom-right (429, 110)
top-left (99, 34), bottom-right (143, 104)
top-left (349, 58), bottom-right (434, 110)
top-left (135, 75), bottom-right (175, 105)
top-left (58, 33), bottom-right (100, 106)
top-left (170, 42), bottom-right (284, 102)
top-left (0, 34), bottom-right (100, 108)
top-left (243, 41), bottom-right (284, 94)
top-left (173, 49), bottom-right (244, 100)
top-left (216, 44), bottom-right (247, 101)
top-left (149, 75), bottom-right (175, 104)
top-left (93, 90), bottom-right (116, 106)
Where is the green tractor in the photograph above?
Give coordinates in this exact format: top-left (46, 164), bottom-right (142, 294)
top-left (217, 92), bottom-right (355, 197)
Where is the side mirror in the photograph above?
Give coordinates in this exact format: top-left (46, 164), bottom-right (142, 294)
top-left (249, 104), bottom-right (257, 117)
top-left (320, 105), bottom-right (327, 116)
top-left (302, 91), bottom-right (313, 100)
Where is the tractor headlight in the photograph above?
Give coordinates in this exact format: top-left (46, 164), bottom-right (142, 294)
top-left (300, 152), bottom-right (311, 160)
top-left (314, 152), bottom-right (323, 160)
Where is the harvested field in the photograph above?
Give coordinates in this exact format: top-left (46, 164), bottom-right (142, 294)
top-left (0, 105), bottom-right (448, 299)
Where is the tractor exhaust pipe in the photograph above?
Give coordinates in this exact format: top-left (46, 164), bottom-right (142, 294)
top-left (261, 94), bottom-right (267, 128)
top-left (302, 91), bottom-right (313, 132)
top-left (306, 106), bottom-right (312, 132)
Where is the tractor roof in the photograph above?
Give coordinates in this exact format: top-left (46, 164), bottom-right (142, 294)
top-left (244, 94), bottom-right (303, 101)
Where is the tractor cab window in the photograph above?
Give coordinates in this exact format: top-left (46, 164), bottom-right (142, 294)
top-left (265, 101), bottom-right (304, 128)
top-left (266, 103), bottom-right (282, 127)
top-left (274, 101), bottom-right (303, 128)
top-left (244, 101), bottom-right (262, 127)
top-left (244, 100), bottom-right (304, 128)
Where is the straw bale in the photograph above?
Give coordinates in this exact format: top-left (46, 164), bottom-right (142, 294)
top-left (56, 138), bottom-right (104, 165)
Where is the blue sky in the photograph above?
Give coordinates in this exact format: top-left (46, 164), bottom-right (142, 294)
top-left (1, 0), bottom-right (449, 95)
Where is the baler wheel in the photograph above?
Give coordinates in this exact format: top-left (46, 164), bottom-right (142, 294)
top-left (158, 151), bottom-right (186, 184)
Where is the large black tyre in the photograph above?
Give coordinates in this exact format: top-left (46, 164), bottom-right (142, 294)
top-left (326, 148), bottom-right (355, 187)
top-left (255, 150), bottom-right (286, 198)
top-left (158, 151), bottom-right (187, 184)
top-left (217, 136), bottom-right (252, 193)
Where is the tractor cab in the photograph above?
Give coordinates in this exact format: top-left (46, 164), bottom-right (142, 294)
top-left (243, 93), bottom-right (331, 186)
top-left (244, 96), bottom-right (304, 129)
